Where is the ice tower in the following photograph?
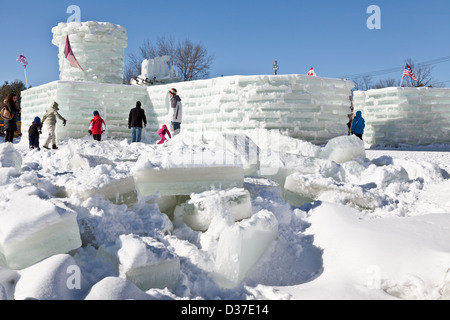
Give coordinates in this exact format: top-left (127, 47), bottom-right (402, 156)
top-left (52, 21), bottom-right (128, 84)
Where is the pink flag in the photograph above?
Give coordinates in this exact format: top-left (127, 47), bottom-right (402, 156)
top-left (307, 67), bottom-right (316, 76)
top-left (17, 55), bottom-right (28, 69)
top-left (65, 36), bottom-right (84, 71)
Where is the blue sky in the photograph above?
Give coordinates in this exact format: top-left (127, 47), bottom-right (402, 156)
top-left (1, 0), bottom-right (449, 88)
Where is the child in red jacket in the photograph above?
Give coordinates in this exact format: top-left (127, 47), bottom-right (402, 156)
top-left (89, 111), bottom-right (106, 141)
top-left (157, 124), bottom-right (171, 144)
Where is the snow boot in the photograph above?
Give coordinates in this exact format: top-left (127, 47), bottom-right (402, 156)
top-left (43, 146), bottom-right (50, 150)
top-left (52, 144), bottom-right (58, 150)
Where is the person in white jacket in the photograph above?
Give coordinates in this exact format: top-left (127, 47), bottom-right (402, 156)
top-left (41, 101), bottom-right (67, 150)
top-left (169, 88), bottom-right (182, 136)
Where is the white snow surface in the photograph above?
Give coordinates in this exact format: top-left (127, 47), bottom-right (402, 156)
top-left (1, 131), bottom-right (450, 300)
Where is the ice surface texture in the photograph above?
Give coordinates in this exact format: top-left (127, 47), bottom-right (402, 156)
top-left (354, 87), bottom-right (450, 146)
top-left (52, 22), bottom-right (128, 84)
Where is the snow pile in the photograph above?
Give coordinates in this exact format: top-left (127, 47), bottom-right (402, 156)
top-left (0, 129), bottom-right (450, 300)
top-left (353, 87), bottom-right (450, 146)
top-left (52, 22), bottom-right (128, 84)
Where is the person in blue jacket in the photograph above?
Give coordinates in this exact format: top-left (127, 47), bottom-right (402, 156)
top-left (350, 111), bottom-right (365, 140)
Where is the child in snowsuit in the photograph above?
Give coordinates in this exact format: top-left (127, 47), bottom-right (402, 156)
top-left (42, 101), bottom-right (67, 150)
top-left (28, 117), bottom-right (42, 151)
top-left (89, 111), bottom-right (106, 141)
top-left (157, 124), bottom-right (172, 144)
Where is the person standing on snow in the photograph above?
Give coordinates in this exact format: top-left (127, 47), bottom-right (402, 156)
top-left (350, 110), bottom-right (365, 140)
top-left (42, 101), bottom-right (67, 150)
top-left (3, 93), bottom-right (20, 143)
top-left (169, 88), bottom-right (182, 136)
top-left (128, 101), bottom-right (147, 143)
top-left (89, 111), bottom-right (106, 141)
top-left (28, 117), bottom-right (42, 151)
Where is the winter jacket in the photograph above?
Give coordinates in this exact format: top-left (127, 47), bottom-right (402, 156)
top-left (128, 105), bottom-right (147, 128)
top-left (157, 124), bottom-right (172, 144)
top-left (89, 115), bottom-right (106, 135)
top-left (350, 111), bottom-right (365, 135)
top-left (28, 121), bottom-right (42, 137)
top-left (3, 101), bottom-right (18, 131)
top-left (42, 102), bottom-right (66, 126)
top-left (170, 95), bottom-right (182, 123)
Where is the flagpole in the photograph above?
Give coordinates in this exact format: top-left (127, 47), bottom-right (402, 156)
top-left (400, 63), bottom-right (406, 87)
top-left (24, 68), bottom-right (29, 89)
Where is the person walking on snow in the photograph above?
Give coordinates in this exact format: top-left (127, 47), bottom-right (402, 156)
top-left (169, 88), bottom-right (182, 136)
top-left (128, 101), bottom-right (147, 143)
top-left (42, 101), bottom-right (67, 150)
top-left (89, 111), bottom-right (106, 141)
top-left (350, 110), bottom-right (365, 140)
top-left (157, 124), bottom-right (171, 144)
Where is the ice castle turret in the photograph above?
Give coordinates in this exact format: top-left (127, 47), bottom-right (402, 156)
top-left (52, 21), bottom-right (128, 84)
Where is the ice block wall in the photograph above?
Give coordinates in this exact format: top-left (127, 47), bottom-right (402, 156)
top-left (52, 22), bottom-right (128, 84)
top-left (353, 87), bottom-right (450, 145)
top-left (21, 81), bottom-right (149, 139)
top-left (147, 74), bottom-right (355, 144)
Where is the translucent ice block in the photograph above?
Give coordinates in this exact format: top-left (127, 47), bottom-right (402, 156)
top-left (117, 234), bottom-right (180, 290)
top-left (214, 210), bottom-right (278, 288)
top-left (174, 188), bottom-right (253, 231)
top-left (0, 187), bottom-right (81, 270)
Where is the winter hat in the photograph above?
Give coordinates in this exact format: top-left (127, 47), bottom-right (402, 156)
top-left (169, 88), bottom-right (177, 95)
top-left (93, 111), bottom-right (99, 116)
top-left (34, 117), bottom-right (41, 124)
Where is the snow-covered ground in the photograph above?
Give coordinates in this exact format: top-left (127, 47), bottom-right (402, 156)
top-left (1, 131), bottom-right (450, 301)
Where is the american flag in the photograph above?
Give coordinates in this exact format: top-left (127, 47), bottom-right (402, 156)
top-left (402, 64), bottom-right (417, 81)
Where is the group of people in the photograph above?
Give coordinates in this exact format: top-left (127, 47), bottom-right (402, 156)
top-left (21, 88), bottom-right (182, 150)
top-left (6, 88), bottom-right (364, 148)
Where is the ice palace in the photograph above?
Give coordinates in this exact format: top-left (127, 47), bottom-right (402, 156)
top-left (1, 21), bottom-right (450, 301)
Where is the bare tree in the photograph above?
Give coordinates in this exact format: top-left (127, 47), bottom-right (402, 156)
top-left (375, 78), bottom-right (399, 89)
top-left (124, 36), bottom-right (214, 84)
top-left (402, 58), bottom-right (444, 88)
top-left (175, 39), bottom-right (214, 81)
top-left (352, 74), bottom-right (373, 91)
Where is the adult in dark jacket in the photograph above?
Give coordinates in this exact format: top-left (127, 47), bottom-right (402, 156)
top-left (350, 110), bottom-right (365, 140)
top-left (3, 93), bottom-right (20, 143)
top-left (128, 101), bottom-right (147, 143)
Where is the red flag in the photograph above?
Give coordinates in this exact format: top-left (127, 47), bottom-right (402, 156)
top-left (307, 67), bottom-right (316, 76)
top-left (65, 35), bottom-right (84, 71)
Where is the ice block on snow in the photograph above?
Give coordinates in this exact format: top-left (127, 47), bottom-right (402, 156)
top-left (0, 187), bottom-right (81, 270)
top-left (117, 234), bottom-right (180, 290)
top-left (319, 135), bottom-right (366, 164)
top-left (214, 210), bottom-right (278, 288)
top-left (174, 188), bottom-right (253, 231)
top-left (133, 142), bottom-right (244, 197)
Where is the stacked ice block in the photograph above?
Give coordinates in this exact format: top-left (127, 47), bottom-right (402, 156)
top-left (21, 81), bottom-right (149, 139)
top-left (21, 21), bottom-right (355, 145)
top-left (52, 22), bottom-right (128, 84)
top-left (353, 87), bottom-right (450, 145)
top-left (147, 74), bottom-right (354, 144)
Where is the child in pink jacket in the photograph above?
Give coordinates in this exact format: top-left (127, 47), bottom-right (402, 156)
top-left (157, 124), bottom-right (171, 144)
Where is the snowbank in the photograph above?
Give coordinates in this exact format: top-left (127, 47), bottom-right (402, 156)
top-left (0, 129), bottom-right (449, 301)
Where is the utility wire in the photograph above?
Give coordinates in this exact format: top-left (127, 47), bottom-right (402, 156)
top-left (340, 55), bottom-right (450, 79)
